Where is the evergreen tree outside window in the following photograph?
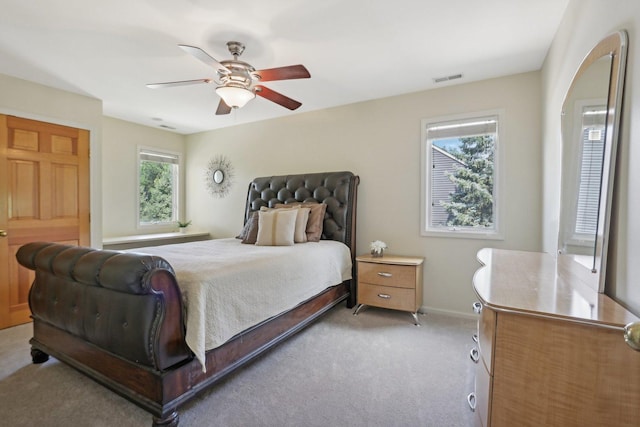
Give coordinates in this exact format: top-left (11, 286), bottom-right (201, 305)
top-left (138, 148), bottom-right (179, 226)
top-left (421, 112), bottom-right (502, 238)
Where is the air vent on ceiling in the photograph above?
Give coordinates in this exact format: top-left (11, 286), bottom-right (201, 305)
top-left (158, 124), bottom-right (176, 130)
top-left (433, 74), bottom-right (463, 83)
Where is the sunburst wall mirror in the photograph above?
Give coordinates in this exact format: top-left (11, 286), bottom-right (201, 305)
top-left (206, 155), bottom-right (234, 198)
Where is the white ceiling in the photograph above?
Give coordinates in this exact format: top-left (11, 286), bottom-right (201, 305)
top-left (0, 0), bottom-right (569, 135)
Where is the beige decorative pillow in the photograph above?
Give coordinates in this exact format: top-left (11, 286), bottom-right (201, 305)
top-left (264, 205), bottom-right (310, 243)
top-left (256, 209), bottom-right (297, 246)
top-left (292, 207), bottom-right (310, 243)
top-left (275, 202), bottom-right (327, 242)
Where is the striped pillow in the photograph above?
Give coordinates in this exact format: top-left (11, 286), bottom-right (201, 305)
top-left (255, 209), bottom-right (297, 246)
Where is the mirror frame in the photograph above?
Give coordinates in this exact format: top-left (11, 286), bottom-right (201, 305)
top-left (205, 154), bottom-right (234, 198)
top-left (559, 30), bottom-right (628, 292)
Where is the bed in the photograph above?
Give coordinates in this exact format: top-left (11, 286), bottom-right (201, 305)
top-left (15, 171), bottom-right (359, 427)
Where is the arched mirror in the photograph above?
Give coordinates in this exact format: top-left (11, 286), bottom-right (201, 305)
top-left (558, 30), bottom-right (628, 292)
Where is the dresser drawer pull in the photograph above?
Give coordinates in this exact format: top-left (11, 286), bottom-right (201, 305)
top-left (377, 272), bottom-right (393, 278)
top-left (467, 392), bottom-right (476, 412)
top-left (472, 301), bottom-right (483, 314)
top-left (377, 293), bottom-right (392, 299)
top-left (472, 333), bottom-right (478, 343)
top-left (470, 347), bottom-right (479, 363)
top-left (624, 321), bottom-right (640, 351)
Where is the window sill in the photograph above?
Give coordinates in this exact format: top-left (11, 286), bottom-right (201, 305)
top-left (102, 231), bottom-right (210, 250)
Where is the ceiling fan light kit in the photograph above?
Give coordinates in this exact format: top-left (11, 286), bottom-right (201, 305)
top-left (215, 85), bottom-right (255, 109)
top-left (147, 41), bottom-right (310, 115)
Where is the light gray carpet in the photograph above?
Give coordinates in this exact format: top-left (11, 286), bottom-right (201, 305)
top-left (0, 306), bottom-right (476, 426)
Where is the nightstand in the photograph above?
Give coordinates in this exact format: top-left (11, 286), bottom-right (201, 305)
top-left (353, 254), bottom-right (424, 325)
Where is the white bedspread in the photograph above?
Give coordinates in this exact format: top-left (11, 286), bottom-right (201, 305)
top-left (131, 238), bottom-right (352, 370)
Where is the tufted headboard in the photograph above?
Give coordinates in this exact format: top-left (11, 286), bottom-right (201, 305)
top-left (244, 171), bottom-right (359, 253)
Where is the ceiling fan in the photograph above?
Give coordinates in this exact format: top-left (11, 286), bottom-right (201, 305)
top-left (147, 41), bottom-right (311, 115)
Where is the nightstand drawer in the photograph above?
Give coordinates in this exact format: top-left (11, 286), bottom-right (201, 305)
top-left (358, 283), bottom-right (416, 312)
top-left (358, 262), bottom-right (416, 288)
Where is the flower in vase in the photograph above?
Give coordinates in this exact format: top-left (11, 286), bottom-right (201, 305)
top-left (370, 240), bottom-right (387, 257)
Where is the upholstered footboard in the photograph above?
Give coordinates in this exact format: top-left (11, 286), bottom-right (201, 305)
top-left (16, 242), bottom-right (192, 372)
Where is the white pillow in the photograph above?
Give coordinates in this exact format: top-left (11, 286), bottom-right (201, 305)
top-left (256, 209), bottom-right (298, 246)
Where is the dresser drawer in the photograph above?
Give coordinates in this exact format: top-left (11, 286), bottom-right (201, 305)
top-left (358, 262), bottom-right (417, 288)
top-left (479, 305), bottom-right (496, 374)
top-left (358, 282), bottom-right (416, 312)
top-left (474, 360), bottom-right (492, 427)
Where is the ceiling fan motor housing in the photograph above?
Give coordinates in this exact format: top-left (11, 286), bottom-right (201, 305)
top-left (218, 59), bottom-right (255, 89)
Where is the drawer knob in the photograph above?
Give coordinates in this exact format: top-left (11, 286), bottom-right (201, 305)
top-left (470, 347), bottom-right (479, 363)
top-left (377, 272), bottom-right (393, 278)
top-left (472, 301), bottom-right (483, 314)
top-left (377, 293), bottom-right (392, 299)
top-left (467, 392), bottom-right (476, 412)
top-left (624, 322), bottom-right (640, 351)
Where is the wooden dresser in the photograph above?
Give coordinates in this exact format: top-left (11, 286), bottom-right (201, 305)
top-left (354, 254), bottom-right (424, 325)
top-left (470, 248), bottom-right (640, 427)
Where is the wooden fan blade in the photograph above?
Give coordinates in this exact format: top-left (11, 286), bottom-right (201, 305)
top-left (215, 99), bottom-right (232, 115)
top-left (254, 65), bottom-right (310, 82)
top-left (255, 85), bottom-right (302, 110)
top-left (146, 79), bottom-right (212, 89)
top-left (178, 44), bottom-right (230, 73)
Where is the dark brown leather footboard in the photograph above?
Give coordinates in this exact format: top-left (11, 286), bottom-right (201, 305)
top-left (16, 242), bottom-right (191, 371)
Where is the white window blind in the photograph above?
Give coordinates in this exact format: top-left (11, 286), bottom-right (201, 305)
top-left (140, 150), bottom-right (179, 164)
top-left (426, 117), bottom-right (497, 140)
top-left (574, 107), bottom-right (606, 235)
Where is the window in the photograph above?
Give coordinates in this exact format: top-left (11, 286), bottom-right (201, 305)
top-left (574, 105), bottom-right (606, 237)
top-left (421, 111), bottom-right (502, 238)
top-left (138, 148), bottom-right (180, 227)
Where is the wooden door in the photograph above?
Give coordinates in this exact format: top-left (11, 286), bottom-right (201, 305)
top-left (0, 115), bottom-right (90, 329)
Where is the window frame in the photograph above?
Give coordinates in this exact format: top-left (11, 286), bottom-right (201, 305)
top-left (420, 110), bottom-right (504, 240)
top-left (136, 146), bottom-right (182, 230)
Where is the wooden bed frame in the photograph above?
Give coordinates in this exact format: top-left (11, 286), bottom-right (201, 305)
top-left (15, 171), bottom-right (359, 426)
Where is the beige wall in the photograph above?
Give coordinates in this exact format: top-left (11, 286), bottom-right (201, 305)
top-left (542, 0), bottom-right (640, 315)
top-left (102, 117), bottom-right (185, 237)
top-left (0, 60), bottom-right (546, 317)
top-left (186, 71), bottom-right (543, 316)
top-left (0, 73), bottom-right (103, 246)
